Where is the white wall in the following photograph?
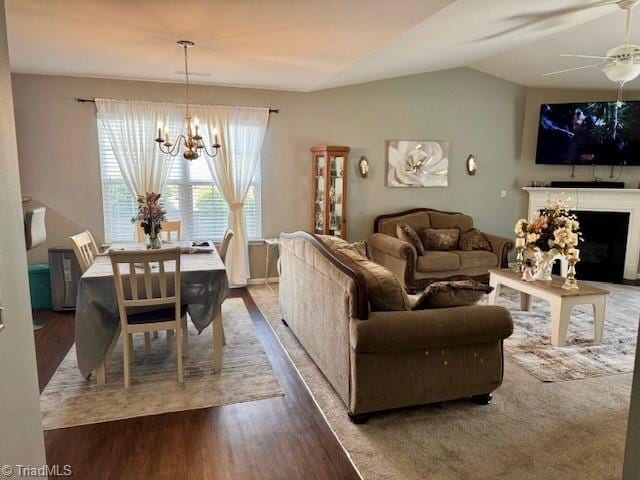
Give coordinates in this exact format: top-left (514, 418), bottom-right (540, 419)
top-left (0, 0), bottom-right (47, 472)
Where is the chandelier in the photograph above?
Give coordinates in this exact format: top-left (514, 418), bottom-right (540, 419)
top-left (155, 40), bottom-right (220, 160)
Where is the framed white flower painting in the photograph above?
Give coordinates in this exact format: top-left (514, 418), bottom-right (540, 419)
top-left (386, 140), bottom-right (449, 187)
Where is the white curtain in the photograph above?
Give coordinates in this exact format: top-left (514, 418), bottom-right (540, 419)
top-left (97, 98), bottom-right (269, 286)
top-left (193, 105), bottom-right (269, 286)
top-left (96, 98), bottom-right (175, 197)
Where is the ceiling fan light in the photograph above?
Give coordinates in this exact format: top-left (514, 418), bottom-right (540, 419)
top-left (602, 62), bottom-right (640, 82)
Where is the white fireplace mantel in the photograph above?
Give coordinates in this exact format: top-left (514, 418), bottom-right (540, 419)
top-left (523, 187), bottom-right (640, 281)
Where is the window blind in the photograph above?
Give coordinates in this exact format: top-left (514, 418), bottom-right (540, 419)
top-left (98, 118), bottom-right (262, 243)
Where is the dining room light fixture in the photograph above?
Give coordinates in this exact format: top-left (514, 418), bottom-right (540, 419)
top-left (155, 40), bottom-right (221, 161)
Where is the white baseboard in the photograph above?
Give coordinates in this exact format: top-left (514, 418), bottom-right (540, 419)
top-left (247, 277), bottom-right (280, 285)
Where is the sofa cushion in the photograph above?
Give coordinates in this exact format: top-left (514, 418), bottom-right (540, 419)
top-left (335, 246), bottom-right (411, 312)
top-left (455, 250), bottom-right (498, 270)
top-left (458, 228), bottom-right (492, 252)
top-left (413, 280), bottom-right (493, 309)
top-left (419, 228), bottom-right (460, 251)
top-left (416, 251), bottom-right (460, 272)
top-left (396, 223), bottom-right (424, 255)
top-left (428, 211), bottom-right (474, 233)
top-left (377, 211), bottom-right (430, 237)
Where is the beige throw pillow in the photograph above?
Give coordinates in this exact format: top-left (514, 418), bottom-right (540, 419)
top-left (335, 246), bottom-right (411, 312)
top-left (420, 228), bottom-right (460, 251)
top-left (396, 223), bottom-right (425, 255)
top-left (413, 280), bottom-right (493, 309)
top-left (318, 235), bottom-right (371, 259)
top-left (351, 240), bottom-right (370, 259)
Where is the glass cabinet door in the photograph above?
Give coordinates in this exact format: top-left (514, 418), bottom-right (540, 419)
top-left (328, 155), bottom-right (344, 237)
top-left (314, 155), bottom-right (325, 234)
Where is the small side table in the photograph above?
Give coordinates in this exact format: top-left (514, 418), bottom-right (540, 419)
top-left (264, 238), bottom-right (279, 291)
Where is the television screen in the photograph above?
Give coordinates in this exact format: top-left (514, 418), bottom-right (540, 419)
top-left (536, 101), bottom-right (640, 165)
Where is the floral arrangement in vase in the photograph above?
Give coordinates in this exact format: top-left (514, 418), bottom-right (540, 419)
top-left (132, 192), bottom-right (167, 249)
top-left (514, 198), bottom-right (582, 281)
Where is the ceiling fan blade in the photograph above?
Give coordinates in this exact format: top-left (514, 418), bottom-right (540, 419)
top-left (543, 63), bottom-right (602, 76)
top-left (560, 54), bottom-right (613, 59)
top-left (475, 1), bottom-right (618, 41)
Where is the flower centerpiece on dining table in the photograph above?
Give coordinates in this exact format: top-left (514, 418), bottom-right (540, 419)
top-left (514, 198), bottom-right (582, 281)
top-left (132, 192), bottom-right (167, 249)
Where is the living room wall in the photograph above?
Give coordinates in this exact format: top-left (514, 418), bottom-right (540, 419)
top-left (12, 68), bottom-right (526, 274)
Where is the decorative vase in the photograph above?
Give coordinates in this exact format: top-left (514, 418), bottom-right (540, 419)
top-left (533, 249), bottom-right (560, 281)
top-left (146, 221), bottom-right (162, 249)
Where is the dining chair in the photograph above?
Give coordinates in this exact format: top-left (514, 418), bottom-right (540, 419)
top-left (136, 220), bottom-right (182, 243)
top-left (109, 247), bottom-right (186, 388)
top-left (69, 230), bottom-right (99, 274)
top-left (161, 220), bottom-right (182, 243)
top-left (218, 228), bottom-right (234, 263)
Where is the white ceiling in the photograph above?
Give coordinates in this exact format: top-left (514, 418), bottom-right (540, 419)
top-left (472, 5), bottom-right (640, 90)
top-left (5, 0), bottom-right (637, 92)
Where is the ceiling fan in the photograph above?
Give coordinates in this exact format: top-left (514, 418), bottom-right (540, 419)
top-left (544, 0), bottom-right (640, 89)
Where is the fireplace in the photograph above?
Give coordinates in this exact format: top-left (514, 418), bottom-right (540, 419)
top-left (553, 211), bottom-right (630, 283)
top-left (525, 187), bottom-right (640, 283)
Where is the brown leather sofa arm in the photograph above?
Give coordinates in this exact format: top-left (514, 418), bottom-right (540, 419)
top-left (350, 306), bottom-right (513, 353)
top-left (369, 233), bottom-right (416, 260)
top-left (483, 232), bottom-right (514, 268)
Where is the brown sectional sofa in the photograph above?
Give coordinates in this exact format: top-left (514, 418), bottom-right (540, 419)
top-left (278, 231), bottom-right (513, 422)
top-left (370, 208), bottom-right (514, 293)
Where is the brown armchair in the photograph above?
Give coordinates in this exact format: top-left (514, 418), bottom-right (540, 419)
top-left (370, 208), bottom-right (513, 293)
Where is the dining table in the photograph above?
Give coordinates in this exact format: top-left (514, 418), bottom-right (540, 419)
top-left (74, 241), bottom-right (228, 383)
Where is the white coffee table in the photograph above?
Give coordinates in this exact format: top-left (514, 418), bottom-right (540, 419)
top-left (488, 268), bottom-right (609, 347)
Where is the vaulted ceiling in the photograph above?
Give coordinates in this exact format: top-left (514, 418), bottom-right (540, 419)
top-left (5, 0), bottom-right (638, 92)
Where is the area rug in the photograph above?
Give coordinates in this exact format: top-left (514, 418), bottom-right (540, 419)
top-left (249, 284), bottom-right (633, 480)
top-left (481, 282), bottom-right (640, 382)
top-left (40, 298), bottom-right (283, 430)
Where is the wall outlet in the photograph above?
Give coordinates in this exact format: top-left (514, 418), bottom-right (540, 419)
top-left (500, 190), bottom-right (508, 199)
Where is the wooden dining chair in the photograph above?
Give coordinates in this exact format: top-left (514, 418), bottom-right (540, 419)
top-left (109, 247), bottom-right (186, 388)
top-left (161, 220), bottom-right (182, 243)
top-left (136, 220), bottom-right (182, 243)
top-left (219, 228), bottom-right (234, 264)
top-left (69, 230), bottom-right (99, 273)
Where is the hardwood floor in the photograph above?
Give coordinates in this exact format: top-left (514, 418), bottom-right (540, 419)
top-left (35, 289), bottom-right (360, 480)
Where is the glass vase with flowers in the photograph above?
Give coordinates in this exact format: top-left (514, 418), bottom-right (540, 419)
top-left (132, 192), bottom-right (167, 249)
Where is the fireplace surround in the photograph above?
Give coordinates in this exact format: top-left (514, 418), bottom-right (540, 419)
top-left (524, 187), bottom-right (640, 283)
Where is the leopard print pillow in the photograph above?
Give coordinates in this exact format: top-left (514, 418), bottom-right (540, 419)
top-left (396, 223), bottom-right (425, 255)
top-left (458, 228), bottom-right (492, 252)
top-left (419, 228), bottom-right (459, 251)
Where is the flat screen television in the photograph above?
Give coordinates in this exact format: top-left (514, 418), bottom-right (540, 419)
top-left (536, 101), bottom-right (640, 165)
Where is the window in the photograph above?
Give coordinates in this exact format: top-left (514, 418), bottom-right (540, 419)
top-left (98, 119), bottom-right (262, 243)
